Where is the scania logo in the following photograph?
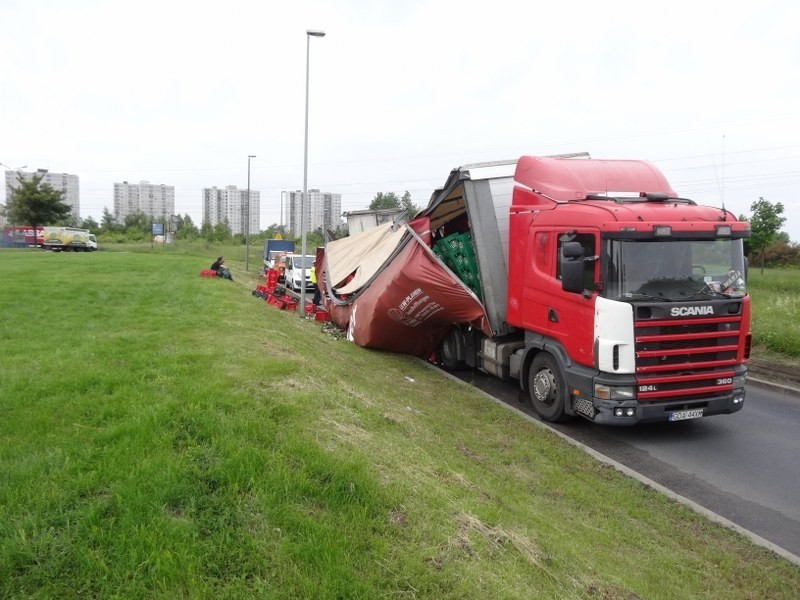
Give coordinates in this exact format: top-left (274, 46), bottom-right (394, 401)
top-left (671, 305), bottom-right (714, 317)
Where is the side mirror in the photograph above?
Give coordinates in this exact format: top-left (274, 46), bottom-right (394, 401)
top-left (561, 260), bottom-right (584, 293)
top-left (561, 241), bottom-right (585, 294)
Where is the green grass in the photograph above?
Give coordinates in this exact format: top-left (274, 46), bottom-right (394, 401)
top-left (747, 268), bottom-right (800, 357)
top-left (1, 248), bottom-right (799, 599)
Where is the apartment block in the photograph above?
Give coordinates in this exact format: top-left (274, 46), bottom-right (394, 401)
top-left (113, 181), bottom-right (175, 223)
top-left (202, 186), bottom-right (260, 236)
top-left (281, 189), bottom-right (342, 237)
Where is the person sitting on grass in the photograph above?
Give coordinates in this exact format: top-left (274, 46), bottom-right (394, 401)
top-left (210, 256), bottom-right (233, 280)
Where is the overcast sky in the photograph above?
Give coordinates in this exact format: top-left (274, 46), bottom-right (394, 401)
top-left (2, 0), bottom-right (799, 241)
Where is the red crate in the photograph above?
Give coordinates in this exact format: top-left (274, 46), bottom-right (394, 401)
top-left (304, 303), bottom-right (316, 314)
top-left (266, 269), bottom-right (278, 288)
top-left (285, 300), bottom-right (297, 311)
top-left (200, 269), bottom-right (217, 278)
top-left (314, 311), bottom-right (331, 322)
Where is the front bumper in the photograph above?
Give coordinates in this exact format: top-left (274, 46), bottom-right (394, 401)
top-left (589, 389), bottom-right (746, 426)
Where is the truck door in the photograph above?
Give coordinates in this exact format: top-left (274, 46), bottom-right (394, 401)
top-left (520, 228), bottom-right (558, 335)
top-left (551, 231), bottom-right (598, 369)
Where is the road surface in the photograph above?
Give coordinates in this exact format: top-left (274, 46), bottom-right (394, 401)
top-left (450, 369), bottom-right (800, 559)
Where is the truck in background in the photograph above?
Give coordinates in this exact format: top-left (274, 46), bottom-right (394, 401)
top-left (42, 227), bottom-right (97, 252)
top-left (318, 155), bottom-right (751, 426)
top-left (263, 239), bottom-right (296, 283)
top-left (263, 239), bottom-right (295, 268)
top-left (2, 226), bottom-right (43, 247)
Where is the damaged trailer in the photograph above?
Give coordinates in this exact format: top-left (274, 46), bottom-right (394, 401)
top-left (317, 215), bottom-right (490, 358)
top-left (317, 154), bottom-right (751, 426)
top-left (318, 157), bottom-right (565, 364)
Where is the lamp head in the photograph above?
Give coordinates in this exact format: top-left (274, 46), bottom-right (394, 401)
top-left (306, 30), bottom-right (326, 37)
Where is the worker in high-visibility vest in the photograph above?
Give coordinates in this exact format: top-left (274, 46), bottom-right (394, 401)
top-left (310, 264), bottom-right (321, 307)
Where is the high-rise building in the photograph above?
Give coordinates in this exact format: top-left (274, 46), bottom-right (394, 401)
top-left (281, 189), bottom-right (342, 237)
top-left (5, 168), bottom-right (80, 221)
top-left (113, 181), bottom-right (175, 223)
top-left (202, 186), bottom-right (260, 236)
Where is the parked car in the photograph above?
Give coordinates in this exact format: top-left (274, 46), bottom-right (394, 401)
top-left (284, 254), bottom-right (316, 291)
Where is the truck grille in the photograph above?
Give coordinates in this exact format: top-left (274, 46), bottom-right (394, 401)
top-left (634, 309), bottom-right (742, 401)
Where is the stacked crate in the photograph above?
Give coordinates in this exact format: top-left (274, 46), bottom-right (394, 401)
top-left (432, 231), bottom-right (482, 299)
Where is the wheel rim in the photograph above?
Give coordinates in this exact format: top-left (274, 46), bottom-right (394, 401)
top-left (533, 369), bottom-right (556, 407)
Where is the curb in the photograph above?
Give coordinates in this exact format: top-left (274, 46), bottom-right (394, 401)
top-left (423, 360), bottom-right (800, 568)
top-left (747, 376), bottom-right (800, 397)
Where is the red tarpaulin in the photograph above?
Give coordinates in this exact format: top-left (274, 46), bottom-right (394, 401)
top-left (322, 219), bottom-right (488, 358)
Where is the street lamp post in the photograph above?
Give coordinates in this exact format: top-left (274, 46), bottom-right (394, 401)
top-left (245, 154), bottom-right (256, 271)
top-left (300, 29), bottom-right (326, 314)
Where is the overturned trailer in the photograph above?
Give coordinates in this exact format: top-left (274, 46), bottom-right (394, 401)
top-left (318, 155), bottom-right (751, 426)
top-left (318, 213), bottom-right (489, 357)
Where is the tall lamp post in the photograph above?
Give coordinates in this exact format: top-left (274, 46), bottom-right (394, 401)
top-left (300, 29), bottom-right (326, 314)
top-left (245, 154), bottom-right (256, 271)
top-left (1, 162), bottom-right (28, 247)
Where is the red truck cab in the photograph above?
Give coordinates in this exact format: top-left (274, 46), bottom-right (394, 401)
top-left (506, 156), bottom-right (750, 424)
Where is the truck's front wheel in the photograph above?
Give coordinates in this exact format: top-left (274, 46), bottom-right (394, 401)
top-left (439, 328), bottom-right (465, 371)
top-left (528, 353), bottom-right (571, 423)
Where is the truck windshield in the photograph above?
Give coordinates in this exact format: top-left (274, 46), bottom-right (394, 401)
top-left (298, 256), bottom-right (316, 268)
top-left (604, 238), bottom-right (747, 301)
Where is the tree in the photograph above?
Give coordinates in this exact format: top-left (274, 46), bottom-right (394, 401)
top-left (101, 207), bottom-right (119, 232)
top-left (5, 173), bottom-right (72, 246)
top-left (124, 212), bottom-right (151, 235)
top-left (762, 240), bottom-right (799, 268)
top-left (200, 221), bottom-right (214, 242)
top-left (400, 191), bottom-right (422, 217)
top-left (80, 216), bottom-right (100, 232)
top-left (369, 192), bottom-right (401, 210)
top-left (175, 213), bottom-right (199, 240)
top-left (213, 221), bottom-right (232, 243)
top-left (368, 190), bottom-right (421, 216)
top-left (747, 197), bottom-right (786, 274)
top-left (308, 228), bottom-right (324, 249)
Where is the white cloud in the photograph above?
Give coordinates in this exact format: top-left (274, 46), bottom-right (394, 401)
top-left (2, 0), bottom-right (799, 239)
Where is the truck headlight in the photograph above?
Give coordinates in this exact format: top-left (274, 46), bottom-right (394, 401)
top-left (732, 375), bottom-right (747, 389)
top-left (594, 384), bottom-right (636, 400)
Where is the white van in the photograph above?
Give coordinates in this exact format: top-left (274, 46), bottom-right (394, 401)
top-left (284, 254), bottom-right (316, 291)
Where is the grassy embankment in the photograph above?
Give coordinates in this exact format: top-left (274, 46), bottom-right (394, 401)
top-left (747, 269), bottom-right (800, 358)
top-left (2, 248), bottom-right (799, 599)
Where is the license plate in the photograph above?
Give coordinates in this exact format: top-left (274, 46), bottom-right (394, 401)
top-left (669, 408), bottom-right (704, 422)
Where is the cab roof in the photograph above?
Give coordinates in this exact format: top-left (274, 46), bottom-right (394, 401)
top-left (513, 155), bottom-right (675, 200)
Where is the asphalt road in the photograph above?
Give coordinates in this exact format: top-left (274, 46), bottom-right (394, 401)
top-left (448, 369), bottom-right (800, 560)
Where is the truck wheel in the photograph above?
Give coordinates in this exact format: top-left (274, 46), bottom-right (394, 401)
top-left (439, 328), bottom-right (465, 370)
top-left (528, 353), bottom-right (571, 423)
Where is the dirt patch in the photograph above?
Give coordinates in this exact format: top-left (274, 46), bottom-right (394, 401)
top-left (748, 350), bottom-right (800, 389)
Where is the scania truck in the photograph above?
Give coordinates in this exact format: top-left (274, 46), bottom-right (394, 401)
top-left (319, 154), bottom-right (751, 425)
